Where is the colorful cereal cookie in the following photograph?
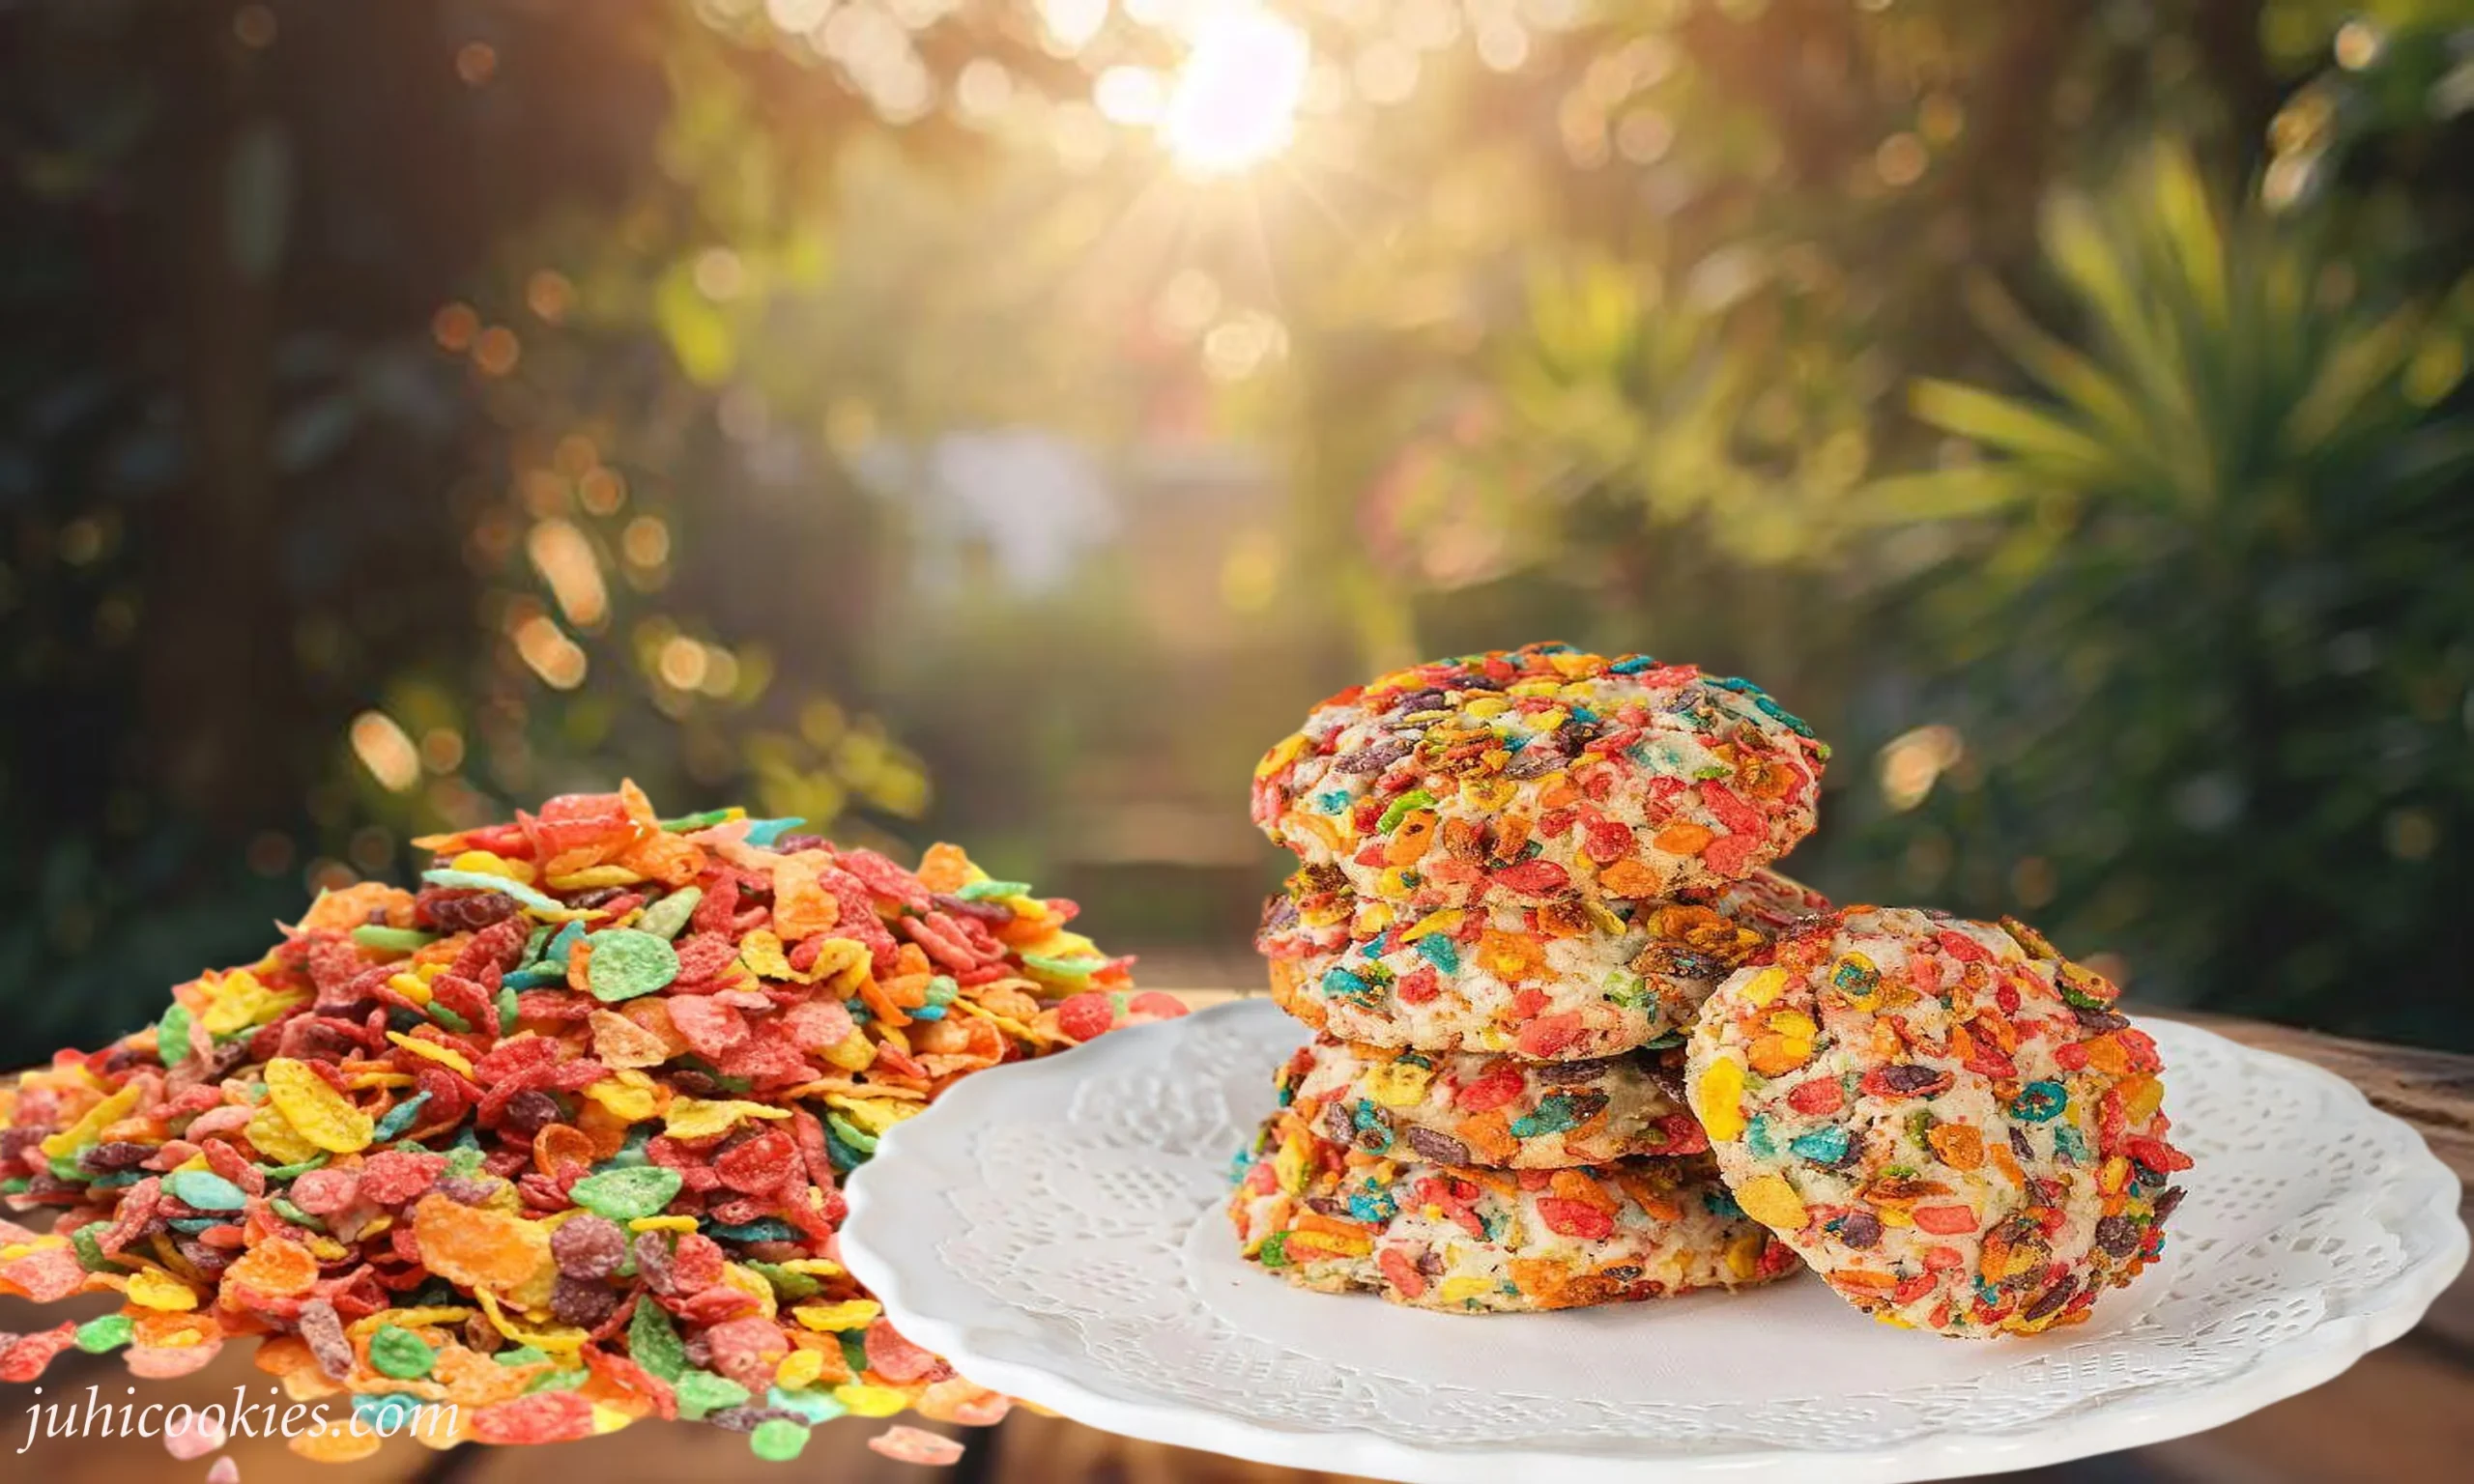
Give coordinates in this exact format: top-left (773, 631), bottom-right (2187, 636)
top-left (1251, 643), bottom-right (1827, 907)
top-left (1228, 1111), bottom-right (1798, 1312)
top-left (1685, 906), bottom-right (2192, 1337)
top-left (1262, 869), bottom-right (1830, 1059)
top-left (1278, 1036), bottom-right (1704, 1169)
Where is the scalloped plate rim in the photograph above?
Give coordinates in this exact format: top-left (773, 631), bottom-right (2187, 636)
top-left (844, 999), bottom-right (2468, 1484)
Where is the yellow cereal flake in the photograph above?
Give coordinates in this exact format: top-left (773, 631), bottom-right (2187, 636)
top-left (581, 1070), bottom-right (659, 1124)
top-left (1733, 1173), bottom-right (1809, 1232)
top-left (1737, 968), bottom-right (1788, 1008)
top-left (791, 1299), bottom-right (882, 1332)
top-left (384, 1032), bottom-right (475, 1077)
top-left (1365, 1061), bottom-right (1434, 1107)
top-left (627, 1214), bottom-right (701, 1234)
top-left (775, 1349), bottom-right (825, 1389)
top-left (661, 1096), bottom-right (791, 1140)
top-left (832, 1384), bottom-right (912, 1418)
top-left (126, 1267), bottom-right (201, 1311)
top-left (38, 1080), bottom-right (144, 1158)
top-left (1692, 1057), bottom-right (1748, 1142)
top-left (1438, 1275), bottom-right (1498, 1306)
top-left (263, 1057), bottom-right (374, 1154)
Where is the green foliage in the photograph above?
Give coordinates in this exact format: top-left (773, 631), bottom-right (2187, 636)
top-left (1867, 143), bottom-right (2473, 1040)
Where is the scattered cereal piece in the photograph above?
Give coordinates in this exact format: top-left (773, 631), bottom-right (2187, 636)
top-left (869, 1424), bottom-right (967, 1466)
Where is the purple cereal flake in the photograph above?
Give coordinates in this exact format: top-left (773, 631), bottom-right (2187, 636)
top-left (1534, 1058), bottom-right (1614, 1085)
top-left (633, 1230), bottom-right (677, 1295)
top-left (296, 1298), bottom-right (354, 1382)
top-left (1401, 1126), bottom-right (1473, 1166)
top-left (550, 1213), bottom-right (628, 1280)
top-left (1879, 1064), bottom-right (1942, 1095)
top-left (549, 1273), bottom-right (618, 1327)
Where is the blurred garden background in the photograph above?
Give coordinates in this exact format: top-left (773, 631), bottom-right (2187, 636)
top-left (0, 0), bottom-right (2468, 1067)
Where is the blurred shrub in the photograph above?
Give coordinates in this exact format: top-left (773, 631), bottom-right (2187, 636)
top-left (1860, 142), bottom-right (2471, 1041)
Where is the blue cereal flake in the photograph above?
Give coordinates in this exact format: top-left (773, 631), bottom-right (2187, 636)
top-left (1312, 789), bottom-right (1353, 814)
top-left (705, 1217), bottom-right (802, 1243)
top-left (419, 869), bottom-right (569, 918)
top-left (1789, 1127), bottom-right (1852, 1164)
top-left (1345, 1184), bottom-right (1399, 1223)
top-left (373, 1092), bottom-right (433, 1141)
top-left (352, 1393), bottom-right (432, 1430)
top-left (740, 816), bottom-right (807, 847)
top-left (1744, 1113), bottom-right (1777, 1160)
top-left (1508, 1095), bottom-right (1581, 1138)
top-left (1321, 966), bottom-right (1375, 1001)
top-left (162, 1169), bottom-right (248, 1212)
top-left (1348, 1100), bottom-right (1395, 1153)
top-left (2009, 1080), bottom-right (2069, 1123)
top-left (1608, 654), bottom-right (1663, 673)
top-left (1414, 934), bottom-right (1460, 974)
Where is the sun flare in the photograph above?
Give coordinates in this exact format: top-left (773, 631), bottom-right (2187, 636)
top-left (1158, 5), bottom-right (1309, 177)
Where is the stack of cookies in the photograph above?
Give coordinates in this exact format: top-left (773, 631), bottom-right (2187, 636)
top-left (1230, 643), bottom-right (1831, 1312)
top-left (1230, 642), bottom-right (2191, 1335)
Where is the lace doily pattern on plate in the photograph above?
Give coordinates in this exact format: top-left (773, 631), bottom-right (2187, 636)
top-left (845, 1000), bottom-right (2466, 1484)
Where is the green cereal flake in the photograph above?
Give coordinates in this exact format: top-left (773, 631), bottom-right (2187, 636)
top-left (352, 925), bottom-right (437, 955)
top-left (585, 928), bottom-right (680, 1002)
top-left (628, 1296), bottom-right (688, 1381)
top-left (1019, 953), bottom-right (1099, 980)
top-left (749, 1261), bottom-right (822, 1302)
top-left (636, 887), bottom-right (703, 941)
top-left (673, 1369), bottom-right (749, 1421)
top-left (367, 1325), bottom-right (436, 1380)
top-left (73, 1313), bottom-right (133, 1353)
top-left (568, 1165), bottom-right (683, 1221)
top-left (156, 1005), bottom-right (193, 1065)
top-left (269, 1198), bottom-right (326, 1233)
top-left (748, 1418), bottom-right (811, 1462)
top-left (1376, 788), bottom-right (1435, 833)
top-left (525, 1367), bottom-right (590, 1393)
top-left (70, 1223), bottom-right (114, 1271)
top-left (956, 879), bottom-right (1031, 900)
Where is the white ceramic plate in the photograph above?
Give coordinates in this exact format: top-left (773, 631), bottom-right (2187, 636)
top-left (843, 999), bottom-right (2466, 1484)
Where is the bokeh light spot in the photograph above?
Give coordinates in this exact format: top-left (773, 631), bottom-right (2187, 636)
top-left (1160, 6), bottom-right (1309, 176)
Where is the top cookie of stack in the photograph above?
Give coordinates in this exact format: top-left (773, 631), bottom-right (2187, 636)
top-left (1251, 642), bottom-right (1828, 911)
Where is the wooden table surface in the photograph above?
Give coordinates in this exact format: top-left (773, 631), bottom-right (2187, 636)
top-left (6, 995), bottom-right (2470, 1484)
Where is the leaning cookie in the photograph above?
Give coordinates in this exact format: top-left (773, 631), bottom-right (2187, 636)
top-left (1685, 906), bottom-right (2192, 1338)
top-left (1278, 1035), bottom-right (1705, 1169)
top-left (1263, 869), bottom-right (1830, 1059)
top-left (1250, 643), bottom-right (1827, 908)
top-left (1227, 1110), bottom-right (1798, 1312)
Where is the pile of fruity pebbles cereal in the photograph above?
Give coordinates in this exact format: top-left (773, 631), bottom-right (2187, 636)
top-left (1238, 642), bottom-right (2189, 1336)
top-left (0, 783), bottom-right (1185, 1462)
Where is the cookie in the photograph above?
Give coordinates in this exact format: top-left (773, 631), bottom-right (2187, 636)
top-left (1251, 643), bottom-right (1827, 908)
top-left (1227, 1109), bottom-right (1798, 1312)
top-left (1278, 1035), bottom-right (1704, 1169)
top-left (1261, 869), bottom-right (1830, 1059)
top-left (1685, 906), bottom-right (2192, 1337)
